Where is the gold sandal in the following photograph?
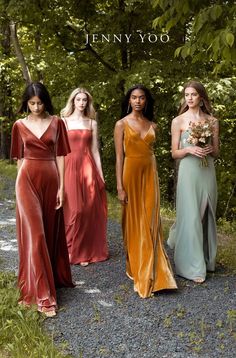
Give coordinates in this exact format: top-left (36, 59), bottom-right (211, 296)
top-left (193, 277), bottom-right (205, 284)
top-left (80, 262), bottom-right (89, 267)
top-left (41, 307), bottom-right (56, 317)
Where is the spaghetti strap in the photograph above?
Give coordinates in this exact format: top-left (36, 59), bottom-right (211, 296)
top-left (62, 117), bottom-right (69, 130)
top-left (90, 119), bottom-right (92, 131)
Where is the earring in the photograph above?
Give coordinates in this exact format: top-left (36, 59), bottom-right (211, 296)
top-left (200, 100), bottom-right (204, 107)
top-left (127, 103), bottom-right (130, 113)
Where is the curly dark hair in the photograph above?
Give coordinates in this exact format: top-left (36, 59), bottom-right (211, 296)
top-left (121, 84), bottom-right (154, 121)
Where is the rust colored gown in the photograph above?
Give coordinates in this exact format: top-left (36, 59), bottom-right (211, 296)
top-left (63, 123), bottom-right (108, 264)
top-left (122, 121), bottom-right (177, 298)
top-left (11, 116), bottom-right (74, 313)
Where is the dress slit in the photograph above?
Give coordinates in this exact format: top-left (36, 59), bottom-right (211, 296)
top-left (168, 130), bottom-right (217, 280)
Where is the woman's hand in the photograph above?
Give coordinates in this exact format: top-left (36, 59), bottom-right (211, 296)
top-left (187, 146), bottom-right (206, 158)
top-left (117, 188), bottom-right (128, 205)
top-left (188, 144), bottom-right (214, 158)
top-left (202, 144), bottom-right (214, 156)
top-left (55, 187), bottom-right (64, 209)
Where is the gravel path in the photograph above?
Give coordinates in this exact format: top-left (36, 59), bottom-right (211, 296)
top-left (0, 180), bottom-right (236, 358)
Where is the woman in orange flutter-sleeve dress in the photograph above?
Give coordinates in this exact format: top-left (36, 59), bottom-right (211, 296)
top-left (114, 84), bottom-right (177, 298)
top-left (11, 82), bottom-right (74, 317)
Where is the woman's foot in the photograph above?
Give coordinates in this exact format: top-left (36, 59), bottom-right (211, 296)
top-left (18, 300), bottom-right (30, 308)
top-left (193, 277), bottom-right (205, 284)
top-left (41, 307), bottom-right (57, 317)
top-left (80, 262), bottom-right (89, 267)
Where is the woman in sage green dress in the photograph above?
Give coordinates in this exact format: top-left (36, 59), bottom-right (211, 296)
top-left (168, 81), bottom-right (219, 283)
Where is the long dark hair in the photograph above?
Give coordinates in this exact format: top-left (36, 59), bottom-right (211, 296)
top-left (18, 82), bottom-right (54, 114)
top-left (179, 80), bottom-right (212, 115)
top-left (121, 84), bottom-right (154, 121)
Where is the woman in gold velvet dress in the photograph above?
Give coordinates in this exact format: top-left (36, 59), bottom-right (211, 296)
top-left (11, 82), bottom-right (74, 317)
top-left (114, 84), bottom-right (177, 298)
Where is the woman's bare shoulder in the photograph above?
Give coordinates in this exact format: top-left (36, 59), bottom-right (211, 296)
top-left (17, 117), bottom-right (27, 123)
top-left (115, 118), bottom-right (126, 129)
top-left (206, 114), bottom-right (218, 123)
top-left (172, 114), bottom-right (185, 124)
top-left (52, 115), bottom-right (60, 121)
top-left (90, 118), bottom-right (97, 128)
top-left (149, 121), bottom-right (157, 130)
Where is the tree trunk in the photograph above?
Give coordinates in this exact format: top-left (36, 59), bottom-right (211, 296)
top-left (9, 20), bottom-right (32, 84)
top-left (35, 29), bottom-right (44, 82)
top-left (118, 0), bottom-right (129, 70)
top-left (0, 22), bottom-right (13, 159)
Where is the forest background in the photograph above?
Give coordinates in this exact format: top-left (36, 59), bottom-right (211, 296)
top-left (0, 0), bottom-right (235, 222)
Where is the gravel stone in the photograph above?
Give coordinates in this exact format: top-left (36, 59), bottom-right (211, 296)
top-left (0, 184), bottom-right (236, 358)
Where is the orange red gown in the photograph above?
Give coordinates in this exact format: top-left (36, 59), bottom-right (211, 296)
top-left (11, 117), bottom-right (74, 313)
top-left (122, 121), bottom-right (177, 298)
top-left (63, 126), bottom-right (108, 264)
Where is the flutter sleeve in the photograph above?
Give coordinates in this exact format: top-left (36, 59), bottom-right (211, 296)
top-left (10, 121), bottom-right (24, 160)
top-left (56, 117), bottom-right (71, 156)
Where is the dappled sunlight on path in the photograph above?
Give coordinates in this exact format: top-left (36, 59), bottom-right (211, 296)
top-left (0, 199), bottom-right (18, 270)
top-left (0, 238), bottom-right (17, 252)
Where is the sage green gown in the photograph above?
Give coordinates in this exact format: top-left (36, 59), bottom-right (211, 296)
top-left (167, 131), bottom-right (217, 281)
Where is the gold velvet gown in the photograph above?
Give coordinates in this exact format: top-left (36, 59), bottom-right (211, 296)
top-left (122, 121), bottom-right (177, 298)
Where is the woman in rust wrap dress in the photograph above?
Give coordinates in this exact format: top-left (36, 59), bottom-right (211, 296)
top-left (114, 84), bottom-right (177, 298)
top-left (11, 82), bottom-right (74, 317)
top-left (61, 88), bottom-right (108, 266)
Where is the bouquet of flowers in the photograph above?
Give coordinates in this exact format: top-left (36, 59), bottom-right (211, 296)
top-left (187, 119), bottom-right (215, 167)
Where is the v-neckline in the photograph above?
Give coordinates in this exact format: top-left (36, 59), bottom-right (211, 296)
top-left (19, 117), bottom-right (54, 140)
top-left (126, 122), bottom-right (154, 140)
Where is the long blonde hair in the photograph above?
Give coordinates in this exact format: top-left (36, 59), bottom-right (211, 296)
top-left (61, 88), bottom-right (96, 119)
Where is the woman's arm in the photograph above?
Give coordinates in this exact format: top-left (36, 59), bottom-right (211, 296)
top-left (55, 156), bottom-right (65, 209)
top-left (91, 120), bottom-right (105, 181)
top-left (17, 159), bottom-right (23, 172)
top-left (114, 120), bottom-right (127, 204)
top-left (171, 117), bottom-right (205, 159)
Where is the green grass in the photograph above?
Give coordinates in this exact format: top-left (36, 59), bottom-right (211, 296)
top-left (0, 272), bottom-right (72, 358)
top-left (217, 234), bottom-right (236, 273)
top-left (0, 161), bottom-right (71, 357)
top-left (0, 160), bottom-right (17, 179)
top-left (0, 160), bottom-right (17, 201)
top-left (107, 192), bottom-right (236, 272)
top-left (0, 161), bottom-right (235, 357)
top-left (106, 192), bottom-right (175, 241)
top-left (107, 192), bottom-right (122, 222)
top-left (106, 193), bottom-right (176, 224)
top-left (217, 217), bottom-right (236, 236)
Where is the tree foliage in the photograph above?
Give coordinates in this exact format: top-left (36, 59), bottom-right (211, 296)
top-left (0, 0), bottom-right (235, 220)
top-left (152, 0), bottom-right (236, 73)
